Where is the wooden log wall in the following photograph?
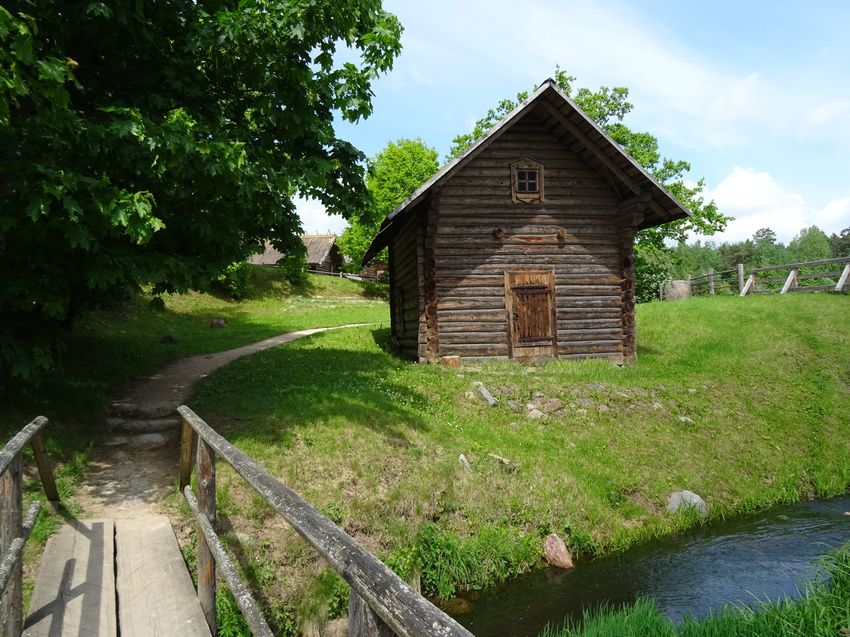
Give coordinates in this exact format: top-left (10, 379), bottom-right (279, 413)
top-left (431, 113), bottom-right (627, 363)
top-left (388, 212), bottom-right (423, 359)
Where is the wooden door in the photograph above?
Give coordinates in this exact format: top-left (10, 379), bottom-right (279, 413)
top-left (504, 270), bottom-right (558, 360)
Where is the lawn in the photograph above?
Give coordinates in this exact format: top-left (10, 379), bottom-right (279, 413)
top-left (180, 292), bottom-right (849, 633)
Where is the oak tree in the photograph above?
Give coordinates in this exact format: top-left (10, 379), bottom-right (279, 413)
top-left (0, 0), bottom-right (402, 377)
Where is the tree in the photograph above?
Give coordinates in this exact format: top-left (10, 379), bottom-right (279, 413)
top-left (0, 1), bottom-right (402, 378)
top-left (449, 68), bottom-right (731, 301)
top-left (827, 227), bottom-right (850, 258)
top-left (788, 226), bottom-right (832, 263)
top-left (337, 138), bottom-right (439, 270)
top-left (751, 228), bottom-right (787, 268)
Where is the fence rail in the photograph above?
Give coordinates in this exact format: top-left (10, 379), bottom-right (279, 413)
top-left (0, 416), bottom-right (60, 637)
top-left (178, 405), bottom-right (475, 637)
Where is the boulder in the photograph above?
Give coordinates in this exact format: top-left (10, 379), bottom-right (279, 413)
top-left (543, 534), bottom-right (575, 569)
top-left (667, 490), bottom-right (709, 517)
top-left (160, 334), bottom-right (179, 344)
top-left (210, 317), bottom-right (228, 328)
top-left (543, 398), bottom-right (563, 412)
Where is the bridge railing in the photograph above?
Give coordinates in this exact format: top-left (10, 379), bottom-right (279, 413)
top-left (178, 405), bottom-right (475, 637)
top-left (739, 256), bottom-right (850, 296)
top-left (0, 416), bottom-right (60, 637)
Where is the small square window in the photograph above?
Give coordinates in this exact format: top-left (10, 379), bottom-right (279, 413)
top-left (517, 170), bottom-right (539, 193)
top-left (511, 158), bottom-right (544, 203)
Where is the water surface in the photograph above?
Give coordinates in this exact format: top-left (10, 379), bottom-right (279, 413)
top-left (453, 495), bottom-right (850, 637)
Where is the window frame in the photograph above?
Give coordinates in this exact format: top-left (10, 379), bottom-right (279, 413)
top-left (510, 157), bottom-right (545, 203)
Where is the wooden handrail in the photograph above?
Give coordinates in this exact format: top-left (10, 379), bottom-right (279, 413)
top-left (178, 405), bottom-right (475, 637)
top-left (0, 416), bottom-right (60, 637)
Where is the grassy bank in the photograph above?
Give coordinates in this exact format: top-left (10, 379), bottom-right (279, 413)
top-left (540, 543), bottom-right (850, 637)
top-left (183, 292), bottom-right (849, 632)
top-left (0, 267), bottom-right (389, 609)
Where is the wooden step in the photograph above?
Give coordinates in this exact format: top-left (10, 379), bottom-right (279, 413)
top-left (24, 516), bottom-right (211, 637)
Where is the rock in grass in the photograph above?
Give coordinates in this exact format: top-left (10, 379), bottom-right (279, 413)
top-left (475, 384), bottom-right (499, 407)
top-left (210, 317), bottom-right (228, 328)
top-left (543, 534), bottom-right (575, 569)
top-left (459, 454), bottom-right (473, 473)
top-left (160, 334), bottom-right (179, 344)
top-left (667, 490), bottom-right (709, 517)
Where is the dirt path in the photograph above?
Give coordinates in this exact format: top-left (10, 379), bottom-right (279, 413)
top-left (73, 325), bottom-right (366, 520)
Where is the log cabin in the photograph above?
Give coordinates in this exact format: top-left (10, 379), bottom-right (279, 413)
top-left (362, 79), bottom-right (692, 366)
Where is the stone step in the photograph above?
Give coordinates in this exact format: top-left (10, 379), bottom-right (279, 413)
top-left (24, 516), bottom-right (211, 637)
top-left (108, 403), bottom-right (178, 419)
top-left (105, 417), bottom-right (182, 433)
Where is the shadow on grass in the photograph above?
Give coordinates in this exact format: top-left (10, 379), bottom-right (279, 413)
top-left (188, 330), bottom-right (428, 446)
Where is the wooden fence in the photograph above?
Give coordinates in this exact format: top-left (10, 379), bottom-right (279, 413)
top-left (677, 257), bottom-right (850, 298)
top-left (739, 257), bottom-right (850, 297)
top-left (0, 417), bottom-right (60, 637)
top-left (178, 405), bottom-right (475, 637)
top-left (686, 264), bottom-right (745, 296)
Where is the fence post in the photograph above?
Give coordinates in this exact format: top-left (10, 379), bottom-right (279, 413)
top-left (0, 455), bottom-right (22, 637)
top-left (738, 263), bottom-right (745, 293)
top-left (29, 432), bottom-right (59, 503)
top-left (197, 438), bottom-right (217, 634)
top-left (708, 268), bottom-right (715, 295)
top-left (179, 417), bottom-right (195, 492)
top-left (349, 591), bottom-right (394, 637)
top-left (687, 274), bottom-right (691, 294)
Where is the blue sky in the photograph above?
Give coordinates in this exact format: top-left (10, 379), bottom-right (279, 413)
top-left (298, 0), bottom-right (850, 246)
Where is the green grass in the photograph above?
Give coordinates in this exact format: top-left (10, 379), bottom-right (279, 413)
top-left (540, 543), bottom-right (850, 637)
top-left (0, 267), bottom-right (389, 617)
top-left (183, 293), bottom-right (849, 630)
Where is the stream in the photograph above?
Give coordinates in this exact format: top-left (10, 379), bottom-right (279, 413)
top-left (451, 494), bottom-right (850, 636)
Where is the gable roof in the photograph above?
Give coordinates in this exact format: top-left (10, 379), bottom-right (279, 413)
top-left (301, 234), bottom-right (337, 265)
top-left (363, 79), bottom-right (691, 264)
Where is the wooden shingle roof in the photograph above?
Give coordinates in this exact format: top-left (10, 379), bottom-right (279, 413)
top-left (363, 79), bottom-right (691, 264)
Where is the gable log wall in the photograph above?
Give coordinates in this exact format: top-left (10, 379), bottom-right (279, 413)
top-left (427, 116), bottom-right (627, 364)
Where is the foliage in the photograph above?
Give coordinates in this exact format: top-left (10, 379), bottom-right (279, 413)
top-left (0, 0), bottom-right (402, 378)
top-left (788, 225), bottom-right (831, 263)
top-left (827, 226), bottom-right (850, 257)
top-left (215, 589), bottom-right (252, 637)
top-left (448, 67), bottom-right (731, 301)
top-left (214, 262), bottom-right (255, 300)
top-left (337, 138), bottom-right (440, 269)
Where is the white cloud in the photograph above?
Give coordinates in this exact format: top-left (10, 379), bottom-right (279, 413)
top-left (704, 167), bottom-right (850, 244)
top-left (807, 99), bottom-right (850, 125)
top-left (295, 197), bottom-right (347, 236)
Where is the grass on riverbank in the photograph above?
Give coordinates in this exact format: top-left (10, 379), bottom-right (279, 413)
top-left (540, 543), bottom-right (850, 637)
top-left (184, 292), bottom-right (850, 633)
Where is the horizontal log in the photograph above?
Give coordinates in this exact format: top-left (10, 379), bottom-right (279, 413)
top-left (439, 321), bottom-right (506, 332)
top-left (435, 224), bottom-right (617, 237)
top-left (557, 341), bottom-right (623, 354)
top-left (439, 343), bottom-right (509, 357)
top-left (435, 265), bottom-right (620, 278)
top-left (436, 235), bottom-right (618, 249)
top-left (436, 274), bottom-right (621, 287)
top-left (439, 332), bottom-right (508, 345)
top-left (439, 185), bottom-right (622, 200)
top-left (436, 296), bottom-right (621, 311)
top-left (439, 195), bottom-right (621, 207)
top-left (436, 254), bottom-right (620, 267)
top-left (558, 329), bottom-right (622, 341)
top-left (559, 352), bottom-right (623, 363)
top-left (557, 318), bottom-right (622, 330)
top-left (435, 285), bottom-right (622, 297)
top-left (557, 308), bottom-right (623, 319)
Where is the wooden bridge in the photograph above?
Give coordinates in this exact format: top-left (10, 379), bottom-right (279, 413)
top-left (1, 411), bottom-right (475, 637)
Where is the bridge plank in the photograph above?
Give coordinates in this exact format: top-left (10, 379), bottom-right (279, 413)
top-left (115, 516), bottom-right (211, 637)
top-left (23, 519), bottom-right (117, 637)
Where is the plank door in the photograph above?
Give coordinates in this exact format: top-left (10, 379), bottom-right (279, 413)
top-left (504, 270), bottom-right (558, 360)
